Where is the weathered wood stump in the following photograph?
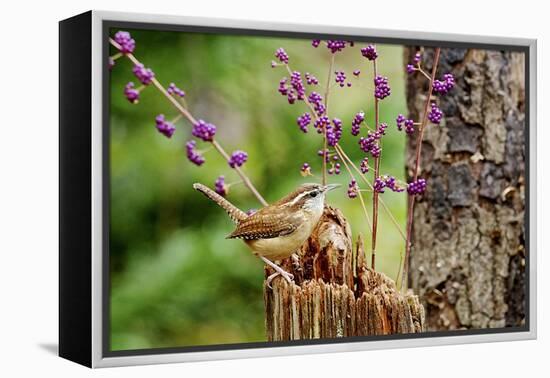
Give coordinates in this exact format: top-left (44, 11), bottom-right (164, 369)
top-left (264, 206), bottom-right (425, 341)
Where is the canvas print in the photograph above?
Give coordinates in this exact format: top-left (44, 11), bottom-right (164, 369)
top-left (107, 27), bottom-right (527, 352)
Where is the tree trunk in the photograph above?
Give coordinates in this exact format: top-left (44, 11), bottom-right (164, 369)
top-left (264, 206), bottom-right (425, 341)
top-left (405, 48), bottom-right (526, 330)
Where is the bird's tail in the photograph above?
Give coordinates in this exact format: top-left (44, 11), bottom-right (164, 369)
top-left (193, 183), bottom-right (248, 224)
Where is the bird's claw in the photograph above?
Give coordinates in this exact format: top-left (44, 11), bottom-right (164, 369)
top-left (266, 271), bottom-right (294, 289)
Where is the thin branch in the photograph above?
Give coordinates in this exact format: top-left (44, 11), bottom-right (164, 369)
top-left (109, 38), bottom-right (268, 206)
top-left (335, 144), bottom-right (407, 241)
top-left (401, 47), bottom-right (441, 292)
top-left (371, 54), bottom-right (381, 270)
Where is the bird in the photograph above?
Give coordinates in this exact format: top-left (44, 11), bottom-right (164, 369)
top-left (193, 182), bottom-right (340, 286)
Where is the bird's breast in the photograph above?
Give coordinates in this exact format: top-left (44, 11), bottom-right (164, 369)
top-left (245, 221), bottom-right (316, 261)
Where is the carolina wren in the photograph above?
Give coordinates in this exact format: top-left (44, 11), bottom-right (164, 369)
top-left (193, 182), bottom-right (339, 285)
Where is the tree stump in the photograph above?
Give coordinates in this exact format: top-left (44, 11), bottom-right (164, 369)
top-left (264, 206), bottom-right (425, 341)
top-left (405, 48), bottom-right (526, 330)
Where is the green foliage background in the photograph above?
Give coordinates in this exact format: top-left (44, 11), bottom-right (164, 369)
top-left (109, 29), bottom-right (409, 351)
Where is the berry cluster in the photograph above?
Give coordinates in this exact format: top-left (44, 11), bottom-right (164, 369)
top-left (290, 71), bottom-right (306, 101)
top-left (407, 178), bottom-right (427, 195)
top-left (427, 102), bottom-right (443, 124)
top-left (132, 63), bottom-right (155, 85)
top-left (335, 71), bottom-right (346, 87)
top-left (124, 82), bottom-right (140, 104)
top-left (278, 72), bottom-right (306, 104)
top-left (308, 92), bottom-right (326, 116)
top-left (215, 175), bottom-right (228, 196)
top-left (229, 150), bottom-right (248, 168)
top-left (404, 119), bottom-right (415, 134)
top-left (432, 73), bottom-right (455, 95)
top-left (406, 52), bottom-right (422, 74)
top-left (360, 157), bottom-right (369, 174)
top-left (359, 132), bottom-right (381, 158)
top-left (373, 177), bottom-right (386, 193)
top-left (327, 162), bottom-right (341, 175)
top-left (326, 40), bottom-right (347, 53)
top-left (347, 180), bottom-right (358, 199)
top-left (358, 123), bottom-right (386, 158)
top-left (360, 44), bottom-right (378, 61)
top-left (275, 48), bottom-right (289, 64)
top-left (186, 140), bottom-right (205, 166)
top-left (397, 115), bottom-right (415, 134)
top-left (311, 39), bottom-right (321, 48)
top-left (351, 111), bottom-right (365, 136)
top-left (305, 72), bottom-right (319, 85)
top-left (155, 114), bottom-right (176, 138)
top-left (373, 176), bottom-right (404, 193)
top-left (396, 114), bottom-right (406, 131)
top-left (114, 31), bottom-right (135, 54)
top-left (167, 82), bottom-right (185, 97)
top-left (314, 115), bottom-right (330, 134)
top-left (318, 149), bottom-right (330, 163)
top-left (300, 163), bottom-right (312, 177)
top-left (326, 118), bottom-right (342, 146)
top-left (297, 112), bottom-right (312, 133)
top-left (374, 75), bottom-right (391, 99)
top-left (192, 120), bottom-right (217, 142)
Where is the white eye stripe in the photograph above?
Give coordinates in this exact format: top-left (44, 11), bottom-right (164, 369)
top-left (289, 191), bottom-right (309, 206)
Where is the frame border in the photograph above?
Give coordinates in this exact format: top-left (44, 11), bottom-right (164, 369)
top-left (91, 10), bottom-right (537, 368)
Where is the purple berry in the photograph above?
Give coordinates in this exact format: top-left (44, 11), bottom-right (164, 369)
top-left (347, 180), bottom-right (358, 199)
top-left (384, 176), bottom-right (404, 192)
top-left (186, 140), bottom-right (205, 166)
top-left (404, 119), bottom-right (415, 134)
top-left (427, 102), bottom-right (443, 124)
top-left (360, 157), bottom-right (369, 174)
top-left (406, 64), bottom-right (415, 74)
top-left (373, 177), bottom-right (386, 193)
top-left (215, 175), bottom-right (228, 196)
top-left (353, 69), bottom-right (361, 76)
top-left (374, 75), bottom-right (391, 99)
top-left (407, 178), bottom-right (427, 195)
top-left (327, 118), bottom-right (343, 146)
top-left (305, 72), bottom-right (319, 85)
top-left (229, 150), bottom-right (248, 168)
top-left (167, 82), bottom-right (185, 97)
top-left (275, 48), bottom-right (289, 64)
top-left (396, 114), bottom-right (406, 131)
top-left (351, 111), bottom-right (365, 136)
top-left (132, 63), bottom-right (154, 85)
top-left (326, 40), bottom-right (347, 53)
top-left (335, 71), bottom-right (346, 87)
top-left (300, 162), bottom-right (312, 177)
top-left (124, 82), bottom-right (140, 104)
top-left (360, 44), bottom-right (378, 61)
top-left (155, 114), bottom-right (176, 138)
top-left (433, 73), bottom-right (455, 95)
top-left (192, 119), bottom-right (217, 142)
top-left (312, 39), bottom-right (321, 48)
top-left (297, 112), bottom-right (312, 133)
top-left (113, 31), bottom-right (135, 54)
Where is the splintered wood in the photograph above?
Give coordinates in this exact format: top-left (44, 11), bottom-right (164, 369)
top-left (264, 206), bottom-right (425, 341)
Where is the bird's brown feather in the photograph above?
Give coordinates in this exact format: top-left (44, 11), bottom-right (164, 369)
top-left (227, 209), bottom-right (300, 240)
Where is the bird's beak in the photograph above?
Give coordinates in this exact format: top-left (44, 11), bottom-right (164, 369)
top-left (322, 183), bottom-right (341, 193)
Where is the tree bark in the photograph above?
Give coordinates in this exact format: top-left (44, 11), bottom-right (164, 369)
top-left (264, 206), bottom-right (425, 341)
top-left (405, 48), bottom-right (526, 330)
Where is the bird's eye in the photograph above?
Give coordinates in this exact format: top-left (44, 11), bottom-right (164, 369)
top-left (310, 191), bottom-right (318, 198)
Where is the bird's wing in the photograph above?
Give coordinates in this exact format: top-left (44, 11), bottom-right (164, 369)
top-left (227, 211), bottom-right (298, 240)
